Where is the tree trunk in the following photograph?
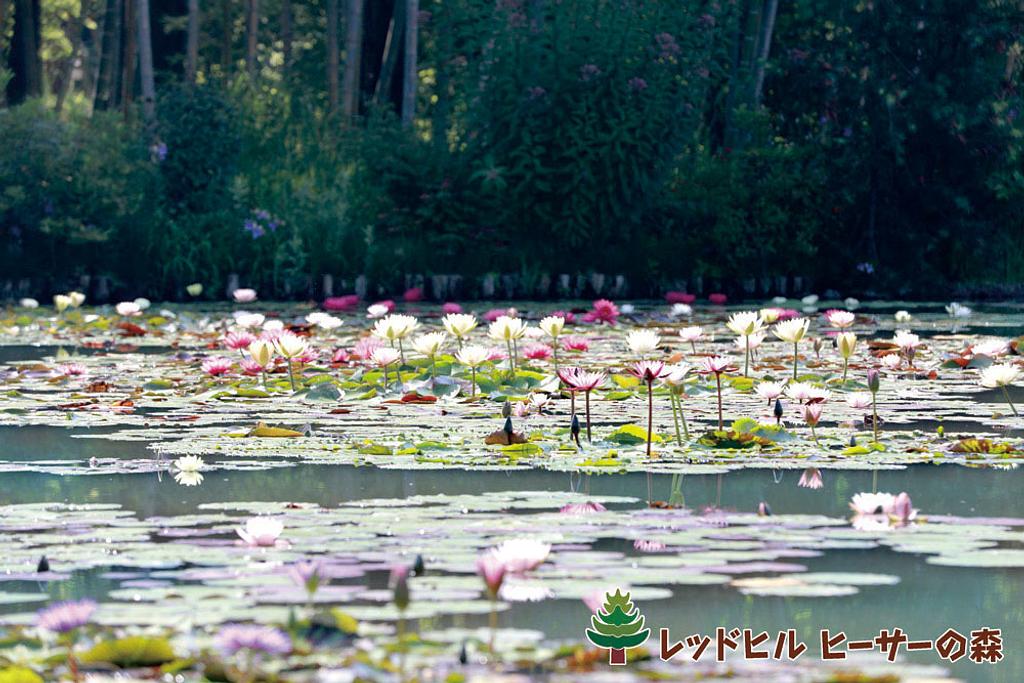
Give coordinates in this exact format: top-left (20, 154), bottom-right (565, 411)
top-left (280, 0), bottom-right (292, 69)
top-left (220, 0), bottom-right (231, 75)
top-left (341, 0), bottom-right (363, 121)
top-left (136, 0), bottom-right (155, 122)
top-left (400, 0), bottom-right (417, 126)
top-left (373, 1), bottom-right (402, 104)
top-left (326, 0), bottom-right (339, 114)
top-left (54, 0), bottom-right (87, 112)
top-left (751, 0), bottom-right (778, 106)
top-left (245, 0), bottom-right (258, 76)
top-left (185, 0), bottom-right (200, 82)
top-left (121, 0), bottom-right (136, 119)
top-left (6, 0), bottom-right (43, 104)
top-left (95, 0), bottom-right (122, 110)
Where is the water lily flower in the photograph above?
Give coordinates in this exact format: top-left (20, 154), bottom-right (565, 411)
top-left (560, 501), bottom-right (607, 515)
top-left (233, 312), bottom-right (265, 329)
top-left (371, 347), bottom-right (402, 390)
top-left (236, 517), bottom-right (284, 547)
top-left (442, 313), bottom-right (478, 345)
top-left (825, 310), bottom-right (855, 329)
top-left (773, 318), bottom-right (810, 379)
top-left (352, 336), bottom-right (384, 360)
top-left (837, 332), bottom-right (857, 380)
top-left (248, 339), bottom-right (274, 368)
top-left (972, 339), bottom-right (1010, 358)
top-left (759, 307), bottom-right (782, 324)
top-left (367, 303), bottom-right (389, 318)
top-left (880, 353), bottom-right (902, 371)
top-left (946, 302), bottom-right (972, 318)
top-left (403, 287), bottom-right (423, 302)
top-left (629, 361), bottom-right (668, 457)
top-left (412, 331), bottom-right (447, 384)
top-left (583, 299), bottom-right (619, 325)
top-left (232, 288), bottom-right (257, 303)
top-left (980, 364), bottom-right (1021, 416)
top-left (697, 356), bottom-right (733, 430)
top-left (202, 357), bottom-right (234, 376)
top-left (755, 380), bottom-right (787, 404)
top-left (626, 329), bottom-right (660, 357)
top-left (323, 294), bottom-right (359, 311)
top-left (727, 311), bottom-right (764, 376)
top-left (476, 551), bottom-right (507, 600)
top-left (61, 363), bottom-right (87, 377)
top-left (19, 298), bottom-right (38, 308)
top-left (68, 291), bottom-right (86, 307)
top-left (891, 492), bottom-right (916, 522)
top-left (115, 301), bottom-right (141, 317)
top-left (708, 293), bottom-right (727, 305)
top-left (893, 331), bottom-right (922, 367)
top-left (308, 312), bottom-right (343, 330)
top-left (846, 392), bottom-right (873, 410)
top-left (372, 313), bottom-right (419, 344)
top-left (273, 332), bottom-right (308, 391)
top-left (224, 331), bottom-right (256, 353)
top-left (670, 303), bottom-right (693, 317)
top-left (489, 538), bottom-right (551, 573)
top-left (186, 283), bottom-right (203, 297)
top-left (390, 564), bottom-right (410, 612)
top-left (850, 492), bottom-right (897, 516)
top-left (133, 297), bottom-right (151, 311)
top-left (804, 403), bottom-right (823, 443)
top-left (522, 343), bottom-right (553, 360)
top-left (559, 367), bottom-right (606, 440)
top-left (844, 297), bottom-right (860, 310)
top-left (678, 325), bottom-right (703, 353)
top-left (442, 302), bottom-right (462, 314)
top-left (215, 623), bottom-right (291, 657)
top-left (37, 599), bottom-right (96, 633)
top-left (894, 310), bottom-right (912, 323)
top-left (455, 344), bottom-right (489, 397)
top-left (488, 316), bottom-right (527, 378)
top-left (288, 559), bottom-right (324, 601)
top-left (173, 455), bottom-right (205, 486)
top-left (867, 369), bottom-right (882, 441)
top-left (539, 315), bottom-right (565, 339)
top-left (561, 335), bottom-right (589, 352)
top-left (798, 467), bottom-right (823, 490)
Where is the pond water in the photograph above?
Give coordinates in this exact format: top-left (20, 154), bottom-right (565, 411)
top-left (0, 299), bottom-right (1022, 681)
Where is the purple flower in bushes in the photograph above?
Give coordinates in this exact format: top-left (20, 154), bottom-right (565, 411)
top-left (655, 32), bottom-right (681, 58)
top-left (580, 64), bottom-right (601, 82)
top-left (628, 77), bottom-right (648, 92)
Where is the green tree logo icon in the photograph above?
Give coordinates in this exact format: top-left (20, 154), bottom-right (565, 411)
top-left (585, 589), bottom-right (651, 665)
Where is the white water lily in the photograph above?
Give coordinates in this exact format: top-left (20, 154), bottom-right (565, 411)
top-left (801, 294), bottom-right (819, 306)
top-left (133, 297), bottom-right (151, 311)
top-left (372, 314), bottom-right (419, 342)
top-left (489, 538), bottom-right (551, 573)
top-left (980, 364), bottom-right (1021, 388)
top-left (174, 455), bottom-right (205, 472)
top-left (755, 380), bottom-right (787, 401)
top-left (825, 310), bottom-right (856, 328)
top-left (894, 310), bottom-right (912, 323)
top-left (880, 353), bottom-right (902, 370)
top-left (236, 517), bottom-right (284, 547)
top-left (488, 316), bottom-right (527, 341)
top-left (844, 297), bottom-right (860, 310)
top-left (972, 339), bottom-right (1009, 358)
top-left (733, 331), bottom-right (766, 351)
top-left (726, 311), bottom-right (764, 337)
top-left (661, 363), bottom-right (691, 387)
top-left (442, 313), bottom-right (478, 339)
top-left (233, 312), bottom-right (266, 328)
top-left (186, 283), bottom-right (203, 296)
top-left (19, 298), bottom-right (38, 309)
top-left (232, 288), bottom-right (257, 303)
top-left (893, 330), bottom-right (922, 352)
top-left (366, 303), bottom-right (389, 318)
top-left (248, 339), bottom-right (274, 367)
top-left (53, 294), bottom-right (72, 312)
top-left (115, 301), bottom-right (141, 317)
top-left (678, 326), bottom-right (703, 342)
top-left (670, 303), bottom-right (692, 317)
top-left (846, 392), bottom-right (873, 410)
top-left (626, 329), bottom-right (660, 356)
top-left (946, 302), bottom-right (972, 318)
top-left (773, 318), bottom-right (809, 343)
top-left (849, 492), bottom-right (896, 516)
top-left (307, 312), bottom-right (343, 330)
top-left (837, 332), bottom-right (857, 358)
top-left (538, 315), bottom-right (565, 339)
top-left (274, 331), bottom-right (308, 359)
top-left (759, 308), bottom-right (781, 323)
top-left (455, 345), bottom-right (490, 368)
top-left (68, 291), bottom-right (86, 307)
top-left (412, 332), bottom-right (447, 358)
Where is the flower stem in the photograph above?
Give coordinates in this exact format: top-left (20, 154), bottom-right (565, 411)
top-left (470, 367), bottom-right (477, 398)
top-left (744, 337), bottom-right (750, 377)
top-left (585, 391), bottom-right (592, 441)
top-left (1002, 386), bottom-right (1019, 416)
top-left (646, 381), bottom-right (654, 458)
top-left (287, 361), bottom-right (296, 392)
top-left (792, 341), bottom-right (799, 380)
top-left (872, 394), bottom-right (879, 443)
top-left (670, 392), bottom-right (682, 446)
top-left (489, 600), bottom-right (498, 656)
top-left (842, 358), bottom-right (849, 382)
top-left (715, 374), bottom-right (724, 431)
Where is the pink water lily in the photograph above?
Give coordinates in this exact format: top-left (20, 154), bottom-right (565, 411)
top-left (236, 517), bottom-right (284, 547)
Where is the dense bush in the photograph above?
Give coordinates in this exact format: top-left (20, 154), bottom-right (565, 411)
top-left (0, 0), bottom-right (1020, 299)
